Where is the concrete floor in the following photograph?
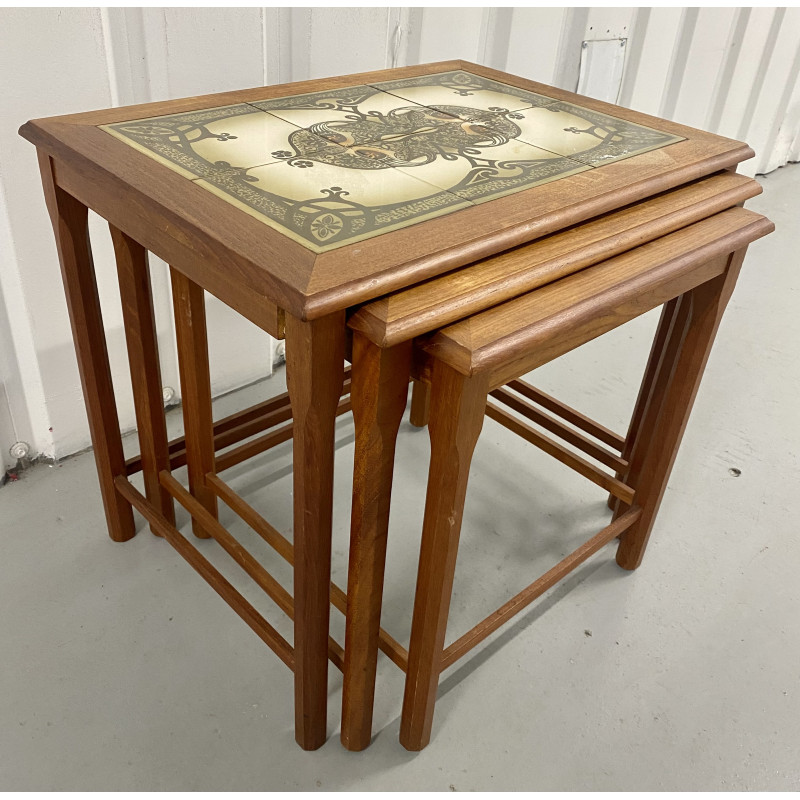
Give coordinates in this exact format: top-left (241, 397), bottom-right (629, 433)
top-left (1, 165), bottom-right (798, 791)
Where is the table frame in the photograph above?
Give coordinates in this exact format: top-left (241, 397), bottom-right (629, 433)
top-left (23, 60), bottom-right (758, 751)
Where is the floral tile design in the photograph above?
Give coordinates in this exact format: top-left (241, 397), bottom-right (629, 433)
top-left (101, 104), bottom-right (320, 181)
top-left (195, 158), bottom-right (470, 251)
top-left (394, 138), bottom-right (591, 204)
top-left (249, 87), bottom-right (417, 147)
top-left (463, 101), bottom-right (685, 166)
top-left (99, 71), bottom-right (684, 252)
top-left (371, 70), bottom-right (557, 115)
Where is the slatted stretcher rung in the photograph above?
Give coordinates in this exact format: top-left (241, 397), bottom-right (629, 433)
top-left (486, 402), bottom-right (635, 504)
top-left (439, 506), bottom-right (642, 671)
top-left (490, 386), bottom-right (628, 472)
top-left (122, 366), bottom-right (634, 677)
top-left (114, 476), bottom-right (296, 670)
top-left (214, 396), bottom-right (352, 473)
top-left (115, 464), bottom-right (409, 674)
top-left (206, 473), bottom-right (409, 672)
top-left (125, 368), bottom-right (352, 475)
top-left (160, 470), bottom-right (347, 671)
top-left (507, 379), bottom-right (626, 451)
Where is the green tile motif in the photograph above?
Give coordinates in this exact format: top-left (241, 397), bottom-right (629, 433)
top-left (101, 71), bottom-right (684, 252)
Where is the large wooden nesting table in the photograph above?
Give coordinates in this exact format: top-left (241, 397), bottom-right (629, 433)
top-left (20, 60), bottom-right (759, 751)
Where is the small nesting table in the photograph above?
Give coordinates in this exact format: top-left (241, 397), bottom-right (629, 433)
top-left (20, 60), bottom-right (760, 750)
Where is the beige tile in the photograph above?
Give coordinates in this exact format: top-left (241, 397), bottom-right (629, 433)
top-left (188, 110), bottom-right (304, 168)
top-left (395, 138), bottom-right (591, 204)
top-left (100, 104), bottom-right (315, 181)
top-left (101, 104), bottom-right (257, 180)
top-left (249, 88), bottom-right (426, 146)
top-left (102, 124), bottom-right (202, 181)
top-left (504, 105), bottom-right (629, 159)
top-left (242, 157), bottom-right (456, 206)
top-left (501, 103), bottom-right (684, 166)
top-left (194, 158), bottom-right (470, 252)
top-left (299, 108), bottom-right (522, 172)
top-left (379, 83), bottom-right (537, 115)
top-left (373, 70), bottom-right (557, 116)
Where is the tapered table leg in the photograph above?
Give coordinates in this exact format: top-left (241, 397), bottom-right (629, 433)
top-left (409, 379), bottom-right (431, 428)
top-left (609, 298), bottom-right (681, 512)
top-left (341, 334), bottom-right (412, 751)
top-left (285, 311), bottom-right (346, 751)
top-left (400, 360), bottom-right (489, 751)
top-left (171, 267), bottom-right (216, 539)
top-left (616, 249), bottom-right (748, 570)
top-left (111, 226), bottom-right (174, 533)
top-left (37, 152), bottom-right (135, 542)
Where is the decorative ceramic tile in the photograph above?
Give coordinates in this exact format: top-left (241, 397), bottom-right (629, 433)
top-left (99, 71), bottom-right (684, 251)
top-left (458, 101), bottom-right (685, 166)
top-left (195, 159), bottom-right (470, 251)
top-left (249, 87), bottom-right (425, 147)
top-left (543, 101), bottom-right (685, 165)
top-left (371, 70), bottom-right (557, 115)
top-left (101, 105), bottom-right (319, 181)
top-left (394, 138), bottom-right (591, 204)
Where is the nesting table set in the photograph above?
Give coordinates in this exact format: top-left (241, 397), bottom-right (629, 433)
top-left (20, 61), bottom-right (773, 752)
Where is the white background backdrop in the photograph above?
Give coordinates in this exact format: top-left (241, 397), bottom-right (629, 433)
top-left (1, 6), bottom-right (799, 468)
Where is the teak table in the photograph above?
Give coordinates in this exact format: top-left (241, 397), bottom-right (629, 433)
top-left (20, 60), bottom-right (758, 751)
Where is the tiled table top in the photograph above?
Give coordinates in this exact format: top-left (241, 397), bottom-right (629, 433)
top-left (102, 70), bottom-right (683, 253)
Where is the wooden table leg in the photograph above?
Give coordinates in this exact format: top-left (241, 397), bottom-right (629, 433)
top-left (111, 225), bottom-right (175, 533)
top-left (616, 249), bottom-right (748, 570)
top-left (285, 311), bottom-right (346, 750)
top-left (341, 334), bottom-right (412, 751)
top-left (37, 152), bottom-right (135, 542)
top-left (171, 267), bottom-right (216, 539)
top-left (409, 379), bottom-right (431, 428)
top-left (400, 360), bottom-right (489, 751)
top-left (608, 297), bottom-right (681, 512)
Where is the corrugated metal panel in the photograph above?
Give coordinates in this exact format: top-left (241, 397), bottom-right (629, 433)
top-left (0, 6), bottom-right (798, 459)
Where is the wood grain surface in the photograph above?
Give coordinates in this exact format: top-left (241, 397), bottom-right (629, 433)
top-left (20, 61), bottom-right (755, 319)
top-left (284, 311), bottom-right (346, 750)
top-left (421, 207), bottom-right (774, 383)
top-left (111, 225), bottom-right (175, 533)
top-left (400, 360), bottom-right (490, 751)
top-left (37, 152), bottom-right (136, 543)
top-left (171, 267), bottom-right (217, 539)
top-left (341, 334), bottom-right (413, 751)
top-left (349, 172), bottom-right (761, 346)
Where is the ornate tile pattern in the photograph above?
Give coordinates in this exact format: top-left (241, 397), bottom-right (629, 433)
top-left (100, 71), bottom-right (684, 252)
top-left (371, 69), bottom-right (557, 113)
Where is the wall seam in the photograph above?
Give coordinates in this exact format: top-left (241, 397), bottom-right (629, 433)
top-left (617, 7), bottom-right (650, 109)
top-left (736, 8), bottom-right (784, 143)
top-left (659, 7), bottom-right (698, 121)
top-left (758, 38), bottom-right (800, 173)
top-left (705, 8), bottom-right (749, 133)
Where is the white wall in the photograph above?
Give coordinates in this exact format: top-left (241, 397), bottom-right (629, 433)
top-left (1, 7), bottom-right (798, 464)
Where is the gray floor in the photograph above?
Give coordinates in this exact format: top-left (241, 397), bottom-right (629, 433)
top-left (1, 165), bottom-right (798, 791)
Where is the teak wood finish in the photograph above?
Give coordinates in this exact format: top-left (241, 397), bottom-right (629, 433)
top-left (347, 172), bottom-right (761, 347)
top-left (171, 267), bottom-right (217, 539)
top-left (110, 225), bottom-right (174, 533)
top-left (21, 60), bottom-right (754, 322)
top-left (419, 207), bottom-right (770, 384)
top-left (21, 60), bottom-right (766, 752)
top-left (343, 207), bottom-right (772, 751)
